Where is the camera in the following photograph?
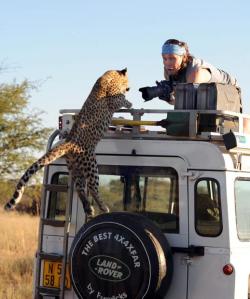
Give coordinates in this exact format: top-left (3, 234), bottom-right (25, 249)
top-left (139, 80), bottom-right (173, 102)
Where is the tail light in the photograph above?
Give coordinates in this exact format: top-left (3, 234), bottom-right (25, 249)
top-left (223, 264), bottom-right (234, 275)
top-left (59, 116), bottom-right (63, 130)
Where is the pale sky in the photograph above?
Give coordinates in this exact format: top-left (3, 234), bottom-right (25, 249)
top-left (1, 0), bottom-right (250, 129)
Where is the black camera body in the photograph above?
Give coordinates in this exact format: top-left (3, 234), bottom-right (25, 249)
top-left (139, 80), bottom-right (174, 102)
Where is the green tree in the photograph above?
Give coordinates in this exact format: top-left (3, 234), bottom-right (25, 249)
top-left (0, 79), bottom-right (52, 179)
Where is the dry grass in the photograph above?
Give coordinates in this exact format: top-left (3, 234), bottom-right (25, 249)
top-left (0, 208), bottom-right (39, 299)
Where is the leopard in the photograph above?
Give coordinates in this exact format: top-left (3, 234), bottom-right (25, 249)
top-left (4, 68), bottom-right (132, 217)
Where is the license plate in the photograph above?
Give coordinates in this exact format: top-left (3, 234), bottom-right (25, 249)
top-left (43, 260), bottom-right (71, 289)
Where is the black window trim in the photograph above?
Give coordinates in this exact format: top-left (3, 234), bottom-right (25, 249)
top-left (194, 177), bottom-right (223, 237)
top-left (46, 171), bottom-right (69, 219)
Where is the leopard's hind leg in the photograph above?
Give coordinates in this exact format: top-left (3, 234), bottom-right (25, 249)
top-left (85, 154), bottom-right (109, 214)
top-left (67, 152), bottom-right (109, 219)
top-left (73, 174), bottom-right (95, 217)
top-left (67, 154), bottom-right (95, 217)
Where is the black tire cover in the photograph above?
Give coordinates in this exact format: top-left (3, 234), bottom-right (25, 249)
top-left (70, 212), bottom-right (173, 299)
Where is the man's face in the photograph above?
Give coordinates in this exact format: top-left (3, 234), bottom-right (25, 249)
top-left (162, 53), bottom-right (183, 76)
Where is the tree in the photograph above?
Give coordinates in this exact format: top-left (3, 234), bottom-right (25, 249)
top-left (0, 79), bottom-right (52, 179)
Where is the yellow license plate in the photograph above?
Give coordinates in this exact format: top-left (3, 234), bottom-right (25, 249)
top-left (43, 260), bottom-right (71, 289)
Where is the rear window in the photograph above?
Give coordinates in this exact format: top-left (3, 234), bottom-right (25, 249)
top-left (195, 178), bottom-right (222, 237)
top-left (47, 172), bottom-right (68, 220)
top-left (97, 165), bottom-right (179, 233)
top-left (46, 166), bottom-right (179, 233)
top-left (235, 178), bottom-right (250, 240)
top-left (47, 165), bottom-right (179, 233)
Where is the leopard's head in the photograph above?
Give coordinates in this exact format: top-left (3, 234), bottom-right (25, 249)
top-left (95, 68), bottom-right (130, 99)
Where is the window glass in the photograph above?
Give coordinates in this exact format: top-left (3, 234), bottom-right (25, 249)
top-left (47, 173), bottom-right (68, 220)
top-left (195, 179), bottom-right (222, 236)
top-left (235, 178), bottom-right (250, 240)
top-left (95, 166), bottom-right (179, 233)
top-left (46, 166), bottom-right (179, 233)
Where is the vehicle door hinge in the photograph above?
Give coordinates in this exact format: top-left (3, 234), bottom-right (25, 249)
top-left (181, 171), bottom-right (202, 180)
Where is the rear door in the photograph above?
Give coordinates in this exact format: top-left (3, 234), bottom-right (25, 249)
top-left (188, 171), bottom-right (231, 299)
top-left (96, 155), bottom-right (189, 299)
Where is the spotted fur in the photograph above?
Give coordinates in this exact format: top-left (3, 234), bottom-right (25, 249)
top-left (5, 69), bottom-right (132, 216)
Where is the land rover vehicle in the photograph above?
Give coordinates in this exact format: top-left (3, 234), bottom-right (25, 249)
top-left (34, 83), bottom-right (250, 299)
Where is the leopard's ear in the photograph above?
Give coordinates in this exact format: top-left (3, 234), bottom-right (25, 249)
top-left (119, 68), bottom-right (127, 75)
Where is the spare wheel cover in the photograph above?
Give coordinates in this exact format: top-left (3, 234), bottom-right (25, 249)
top-left (70, 212), bottom-right (173, 299)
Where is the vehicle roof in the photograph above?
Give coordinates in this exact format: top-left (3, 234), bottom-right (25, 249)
top-left (56, 108), bottom-right (250, 172)
top-left (96, 138), bottom-right (236, 171)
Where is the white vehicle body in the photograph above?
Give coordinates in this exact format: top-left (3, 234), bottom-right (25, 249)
top-left (34, 107), bottom-right (250, 299)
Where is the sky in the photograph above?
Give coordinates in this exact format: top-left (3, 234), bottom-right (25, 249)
top-left (1, 0), bottom-right (250, 129)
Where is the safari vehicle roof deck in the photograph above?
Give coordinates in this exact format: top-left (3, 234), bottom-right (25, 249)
top-left (34, 83), bottom-right (250, 299)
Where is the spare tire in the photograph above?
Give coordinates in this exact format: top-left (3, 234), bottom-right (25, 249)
top-left (70, 212), bottom-right (173, 299)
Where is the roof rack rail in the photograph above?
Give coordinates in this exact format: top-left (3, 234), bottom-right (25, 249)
top-left (59, 108), bottom-right (250, 139)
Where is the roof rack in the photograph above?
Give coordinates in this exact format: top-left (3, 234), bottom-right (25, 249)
top-left (59, 108), bottom-right (250, 138)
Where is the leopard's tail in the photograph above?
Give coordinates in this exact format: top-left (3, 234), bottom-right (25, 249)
top-left (4, 142), bottom-right (71, 211)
